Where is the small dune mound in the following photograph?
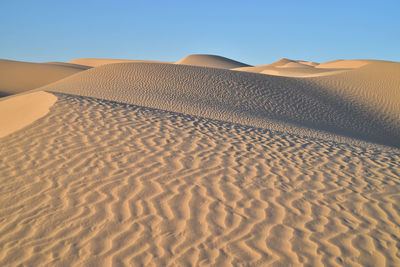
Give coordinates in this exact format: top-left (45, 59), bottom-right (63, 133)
top-left (39, 61), bottom-right (400, 147)
top-left (68, 58), bottom-right (170, 67)
top-left (0, 59), bottom-right (89, 97)
top-left (175, 54), bottom-right (250, 69)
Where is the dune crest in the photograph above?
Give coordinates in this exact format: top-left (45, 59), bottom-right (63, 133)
top-left (0, 91), bottom-right (57, 138)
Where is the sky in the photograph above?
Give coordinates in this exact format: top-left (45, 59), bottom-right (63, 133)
top-left (0, 0), bottom-right (399, 65)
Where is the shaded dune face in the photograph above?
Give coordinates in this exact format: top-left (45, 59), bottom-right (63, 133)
top-left (0, 59), bottom-right (90, 96)
top-left (40, 62), bottom-right (400, 148)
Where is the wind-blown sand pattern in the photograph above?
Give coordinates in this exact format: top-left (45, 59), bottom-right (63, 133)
top-left (0, 93), bottom-right (399, 266)
top-left (1, 55), bottom-right (400, 266)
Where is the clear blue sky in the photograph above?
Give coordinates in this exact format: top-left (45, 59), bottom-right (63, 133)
top-left (0, 0), bottom-right (399, 65)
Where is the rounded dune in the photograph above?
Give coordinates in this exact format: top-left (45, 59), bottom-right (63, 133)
top-left (0, 59), bottom-right (90, 96)
top-left (39, 61), bottom-right (400, 148)
top-left (175, 54), bottom-right (250, 69)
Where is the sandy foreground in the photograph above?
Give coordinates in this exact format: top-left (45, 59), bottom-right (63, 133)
top-left (0, 55), bottom-right (399, 266)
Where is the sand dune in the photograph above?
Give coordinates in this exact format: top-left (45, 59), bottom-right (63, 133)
top-left (1, 55), bottom-right (399, 266)
top-left (315, 59), bottom-right (380, 69)
top-left (39, 61), bottom-right (400, 148)
top-left (175, 54), bottom-right (250, 69)
top-left (0, 93), bottom-right (399, 266)
top-left (0, 59), bottom-right (90, 97)
top-left (68, 58), bottom-right (171, 67)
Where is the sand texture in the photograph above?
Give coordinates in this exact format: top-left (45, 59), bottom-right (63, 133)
top-left (0, 59), bottom-right (90, 97)
top-left (0, 93), bottom-right (399, 266)
top-left (39, 61), bottom-right (400, 148)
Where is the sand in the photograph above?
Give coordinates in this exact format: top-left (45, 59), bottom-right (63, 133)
top-left (0, 55), bottom-right (399, 266)
top-left (175, 54), bottom-right (250, 69)
top-left (233, 58), bottom-right (349, 78)
top-left (68, 58), bottom-right (171, 67)
top-left (0, 59), bottom-right (90, 97)
top-left (0, 91), bottom-right (57, 138)
top-left (38, 61), bottom-right (400, 148)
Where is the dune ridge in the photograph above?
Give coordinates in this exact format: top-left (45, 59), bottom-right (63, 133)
top-left (39, 61), bottom-right (400, 148)
top-left (0, 93), bottom-right (399, 266)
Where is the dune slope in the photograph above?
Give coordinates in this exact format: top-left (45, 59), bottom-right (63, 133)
top-left (0, 59), bottom-right (90, 96)
top-left (39, 62), bottom-right (400, 148)
top-left (0, 93), bottom-right (399, 266)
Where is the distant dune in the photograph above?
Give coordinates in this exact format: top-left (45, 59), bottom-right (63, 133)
top-left (175, 54), bottom-right (250, 69)
top-left (39, 60), bottom-right (400, 147)
top-left (0, 59), bottom-right (90, 97)
top-left (316, 59), bottom-right (373, 69)
top-left (68, 58), bottom-right (171, 67)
